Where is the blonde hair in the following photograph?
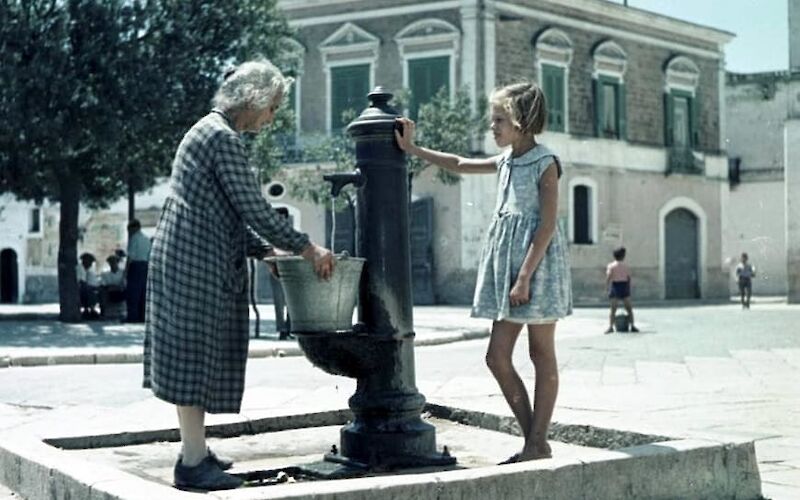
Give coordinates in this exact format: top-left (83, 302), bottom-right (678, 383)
top-left (212, 58), bottom-right (293, 113)
top-left (490, 82), bottom-right (547, 136)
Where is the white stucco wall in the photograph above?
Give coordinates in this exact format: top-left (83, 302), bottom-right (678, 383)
top-left (725, 77), bottom-right (798, 172)
top-left (787, 119), bottom-right (800, 302)
top-left (722, 180), bottom-right (788, 295)
top-left (0, 194), bottom-right (30, 302)
top-left (724, 75), bottom-right (800, 298)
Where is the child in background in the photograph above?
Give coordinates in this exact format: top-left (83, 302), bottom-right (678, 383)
top-left (395, 82), bottom-right (572, 463)
top-left (77, 252), bottom-right (100, 319)
top-left (735, 252), bottom-right (755, 309)
top-left (605, 246), bottom-right (639, 333)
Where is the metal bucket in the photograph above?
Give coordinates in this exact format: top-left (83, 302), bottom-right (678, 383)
top-left (266, 255), bottom-right (365, 333)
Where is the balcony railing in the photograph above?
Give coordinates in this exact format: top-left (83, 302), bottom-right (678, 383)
top-left (666, 146), bottom-right (704, 175)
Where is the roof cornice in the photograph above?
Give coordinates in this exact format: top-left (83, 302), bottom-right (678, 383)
top-left (538, 0), bottom-right (734, 47)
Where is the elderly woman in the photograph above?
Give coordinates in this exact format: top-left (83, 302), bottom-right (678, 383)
top-left (143, 59), bottom-right (334, 491)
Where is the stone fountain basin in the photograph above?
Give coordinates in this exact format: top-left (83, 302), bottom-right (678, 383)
top-left (0, 404), bottom-right (761, 500)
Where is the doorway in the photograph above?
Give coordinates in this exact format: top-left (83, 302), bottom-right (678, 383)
top-left (664, 208), bottom-right (699, 299)
top-left (0, 248), bottom-right (19, 303)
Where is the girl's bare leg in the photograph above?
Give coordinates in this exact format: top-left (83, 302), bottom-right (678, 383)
top-left (521, 322), bottom-right (558, 460)
top-left (485, 321), bottom-right (531, 449)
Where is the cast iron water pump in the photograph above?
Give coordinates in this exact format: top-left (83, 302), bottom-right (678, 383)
top-left (297, 87), bottom-right (455, 470)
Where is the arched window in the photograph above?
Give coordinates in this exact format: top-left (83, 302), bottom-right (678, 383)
top-left (664, 56), bottom-right (701, 149)
top-left (319, 23), bottom-right (379, 133)
top-left (592, 40), bottom-right (627, 140)
top-left (395, 19), bottom-right (460, 120)
top-left (573, 186), bottom-right (591, 244)
top-left (568, 177), bottom-right (598, 245)
top-left (534, 28), bottom-right (573, 133)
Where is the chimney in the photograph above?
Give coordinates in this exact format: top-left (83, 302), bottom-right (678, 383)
top-left (791, 0), bottom-right (800, 71)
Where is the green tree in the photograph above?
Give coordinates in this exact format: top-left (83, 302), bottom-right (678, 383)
top-left (0, 0), bottom-right (292, 321)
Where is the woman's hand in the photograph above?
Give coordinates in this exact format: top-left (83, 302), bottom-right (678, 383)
top-left (394, 117), bottom-right (417, 153)
top-left (300, 243), bottom-right (335, 280)
top-left (509, 276), bottom-right (531, 307)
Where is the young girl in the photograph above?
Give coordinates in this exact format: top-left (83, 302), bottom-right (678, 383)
top-left (395, 82), bottom-right (572, 463)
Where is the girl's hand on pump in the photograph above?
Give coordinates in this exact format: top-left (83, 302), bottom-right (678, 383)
top-left (394, 117), bottom-right (417, 152)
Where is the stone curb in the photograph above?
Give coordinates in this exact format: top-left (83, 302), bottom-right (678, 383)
top-left (0, 330), bottom-right (490, 369)
top-left (0, 404), bottom-right (762, 500)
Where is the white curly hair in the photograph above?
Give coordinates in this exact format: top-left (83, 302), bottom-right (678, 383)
top-left (212, 58), bottom-right (293, 112)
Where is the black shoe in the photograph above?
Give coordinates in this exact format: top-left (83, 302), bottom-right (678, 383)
top-left (174, 455), bottom-right (242, 491)
top-left (604, 327), bottom-right (614, 334)
top-left (178, 447), bottom-right (233, 471)
top-left (630, 326), bottom-right (640, 333)
top-left (498, 452), bottom-right (521, 465)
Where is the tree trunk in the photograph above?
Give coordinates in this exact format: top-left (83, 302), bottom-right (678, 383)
top-left (57, 176), bottom-right (81, 323)
top-left (128, 179), bottom-right (135, 222)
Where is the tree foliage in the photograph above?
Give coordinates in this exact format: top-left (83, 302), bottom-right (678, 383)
top-left (252, 108), bottom-right (359, 211)
top-left (1, 0), bottom-right (292, 205)
top-left (0, 0), bottom-right (292, 320)
top-left (396, 86), bottom-right (489, 184)
top-left (257, 87), bottom-right (489, 210)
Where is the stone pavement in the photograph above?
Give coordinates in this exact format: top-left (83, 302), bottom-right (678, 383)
top-left (0, 300), bottom-right (798, 498)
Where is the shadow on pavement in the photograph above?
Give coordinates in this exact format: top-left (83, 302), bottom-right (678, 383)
top-left (0, 319), bottom-right (283, 349)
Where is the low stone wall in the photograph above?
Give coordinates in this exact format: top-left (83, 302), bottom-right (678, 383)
top-left (0, 404), bottom-right (762, 500)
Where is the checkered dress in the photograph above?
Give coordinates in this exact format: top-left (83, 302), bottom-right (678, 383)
top-left (143, 109), bottom-right (310, 413)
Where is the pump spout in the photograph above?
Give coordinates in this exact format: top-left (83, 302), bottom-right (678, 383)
top-left (323, 169), bottom-right (366, 197)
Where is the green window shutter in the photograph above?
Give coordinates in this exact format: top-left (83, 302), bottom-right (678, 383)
top-left (408, 56), bottom-right (450, 120)
top-left (618, 83), bottom-right (627, 141)
top-left (593, 78), bottom-right (602, 137)
top-left (542, 64), bottom-right (565, 133)
top-left (664, 92), bottom-right (674, 146)
top-left (690, 92), bottom-right (700, 149)
top-left (331, 64), bottom-right (370, 133)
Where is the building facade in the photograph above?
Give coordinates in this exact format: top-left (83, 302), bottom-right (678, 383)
top-left (724, 72), bottom-right (800, 296)
top-left (724, 0), bottom-right (800, 302)
top-left (280, 0), bottom-right (733, 303)
top-left (1, 0), bottom-right (737, 304)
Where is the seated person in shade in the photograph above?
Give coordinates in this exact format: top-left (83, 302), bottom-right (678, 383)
top-left (77, 252), bottom-right (100, 318)
top-left (99, 254), bottom-right (126, 318)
